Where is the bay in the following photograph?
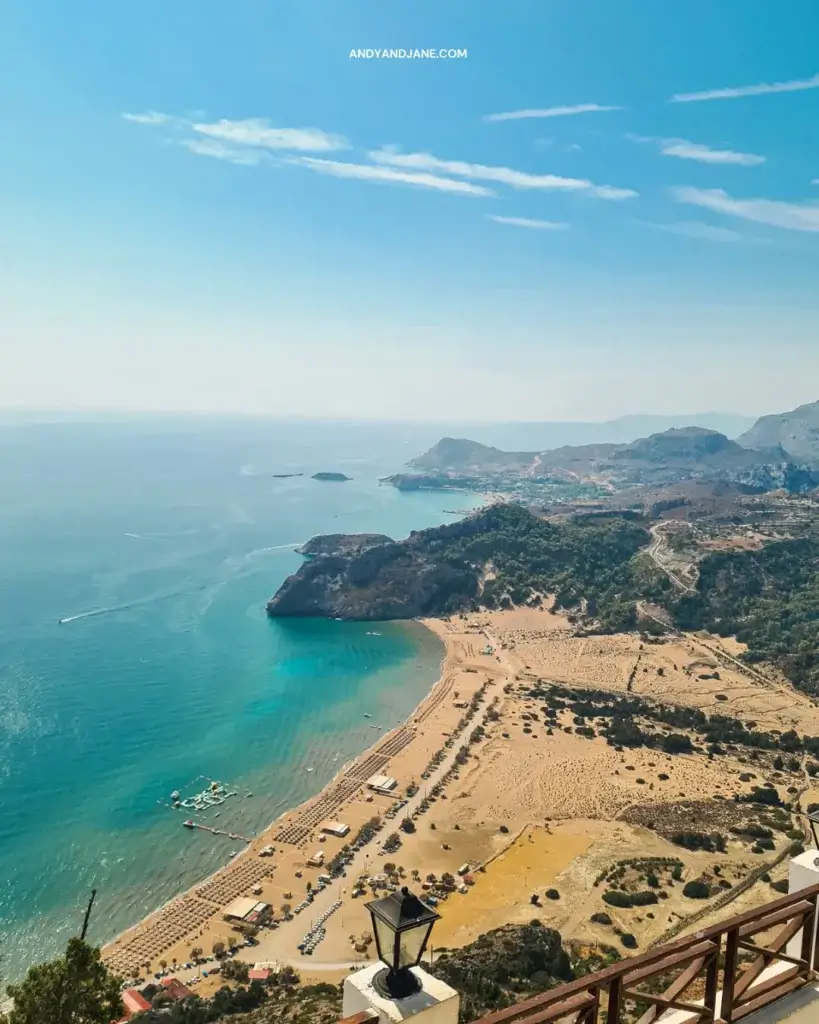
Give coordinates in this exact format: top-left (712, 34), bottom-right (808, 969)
top-left (0, 417), bottom-right (479, 979)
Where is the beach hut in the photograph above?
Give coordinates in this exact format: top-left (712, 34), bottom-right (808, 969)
top-left (321, 820), bottom-right (351, 838)
top-left (367, 774), bottom-right (397, 794)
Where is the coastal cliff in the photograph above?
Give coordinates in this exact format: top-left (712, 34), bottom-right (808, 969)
top-left (297, 533), bottom-right (393, 557)
top-left (266, 504), bottom-right (650, 623)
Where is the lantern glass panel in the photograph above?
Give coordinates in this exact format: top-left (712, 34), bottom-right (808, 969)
top-left (373, 915), bottom-right (396, 966)
top-left (397, 920), bottom-right (433, 969)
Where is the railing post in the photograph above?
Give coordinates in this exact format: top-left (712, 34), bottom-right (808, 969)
top-left (814, 892), bottom-right (819, 977)
top-left (800, 894), bottom-right (816, 975)
top-left (581, 986), bottom-right (599, 1024)
top-left (606, 976), bottom-right (622, 1024)
top-left (721, 925), bottom-right (739, 1023)
top-left (703, 944), bottom-right (719, 1022)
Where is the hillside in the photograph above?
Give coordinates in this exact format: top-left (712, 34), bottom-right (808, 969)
top-left (267, 504), bottom-right (657, 628)
top-left (738, 399), bottom-right (819, 465)
top-left (409, 437), bottom-right (539, 473)
top-left (402, 427), bottom-right (814, 494)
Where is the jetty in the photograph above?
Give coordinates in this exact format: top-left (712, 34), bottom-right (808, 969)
top-left (183, 820), bottom-right (252, 843)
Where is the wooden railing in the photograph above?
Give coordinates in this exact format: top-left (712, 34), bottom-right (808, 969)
top-left (472, 883), bottom-right (819, 1024)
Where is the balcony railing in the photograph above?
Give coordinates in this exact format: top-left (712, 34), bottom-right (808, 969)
top-left (471, 882), bottom-right (819, 1024)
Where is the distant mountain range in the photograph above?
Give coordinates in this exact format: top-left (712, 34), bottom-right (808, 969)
top-left (447, 412), bottom-right (757, 451)
top-left (395, 400), bottom-right (819, 495)
top-left (737, 400), bottom-right (819, 465)
top-left (404, 426), bottom-right (812, 493)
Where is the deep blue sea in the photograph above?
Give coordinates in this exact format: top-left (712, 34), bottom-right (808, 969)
top-left (0, 417), bottom-right (479, 980)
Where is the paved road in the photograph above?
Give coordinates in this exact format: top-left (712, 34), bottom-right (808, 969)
top-left (252, 637), bottom-right (513, 968)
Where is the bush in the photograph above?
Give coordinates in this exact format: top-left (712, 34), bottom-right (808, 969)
top-left (621, 933), bottom-right (638, 949)
top-left (662, 734), bottom-right (693, 755)
top-left (771, 879), bottom-right (790, 894)
top-left (590, 912), bottom-right (612, 925)
top-left (682, 880), bottom-right (711, 900)
top-left (602, 890), bottom-right (657, 909)
top-left (671, 831), bottom-right (725, 853)
top-left (545, 888), bottom-right (560, 900)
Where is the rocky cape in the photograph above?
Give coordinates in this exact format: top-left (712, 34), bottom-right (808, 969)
top-left (266, 511), bottom-right (500, 620)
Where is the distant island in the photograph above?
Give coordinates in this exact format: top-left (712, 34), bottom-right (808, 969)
top-left (272, 473), bottom-right (304, 479)
top-left (311, 472), bottom-right (351, 482)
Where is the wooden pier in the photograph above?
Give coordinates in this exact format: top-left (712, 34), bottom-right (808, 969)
top-left (183, 820), bottom-right (252, 843)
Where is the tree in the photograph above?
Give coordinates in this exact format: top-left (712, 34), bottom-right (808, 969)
top-left (190, 946), bottom-right (203, 961)
top-left (212, 939), bottom-right (226, 958)
top-left (221, 959), bottom-right (250, 983)
top-left (399, 816), bottom-right (416, 834)
top-left (5, 938), bottom-right (123, 1024)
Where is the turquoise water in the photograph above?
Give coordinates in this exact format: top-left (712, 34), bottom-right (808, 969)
top-left (0, 418), bottom-right (478, 979)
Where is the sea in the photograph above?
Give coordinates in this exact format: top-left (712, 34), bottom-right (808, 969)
top-left (0, 416), bottom-right (481, 981)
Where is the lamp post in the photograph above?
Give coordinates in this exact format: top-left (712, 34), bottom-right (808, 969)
top-left (366, 886), bottom-right (440, 999)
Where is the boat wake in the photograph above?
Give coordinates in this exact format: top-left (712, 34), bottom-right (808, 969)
top-left (58, 585), bottom-right (208, 624)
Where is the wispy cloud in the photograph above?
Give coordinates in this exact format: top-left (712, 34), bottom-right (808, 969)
top-left (660, 139), bottom-right (765, 166)
top-left (369, 148), bottom-right (637, 200)
top-left (656, 221), bottom-right (744, 243)
top-left (179, 139), bottom-right (265, 165)
top-left (628, 133), bottom-right (765, 166)
top-left (370, 149), bottom-right (588, 191)
top-left (289, 157), bottom-right (494, 196)
top-left (593, 185), bottom-right (638, 201)
top-left (672, 186), bottom-right (819, 232)
top-left (812, 179), bottom-right (819, 185)
top-left (671, 72), bottom-right (819, 103)
top-left (484, 103), bottom-right (620, 122)
top-left (490, 215), bottom-right (569, 230)
top-left (122, 111), bottom-right (348, 155)
top-left (190, 118), bottom-right (348, 153)
top-left (122, 111), bottom-right (175, 126)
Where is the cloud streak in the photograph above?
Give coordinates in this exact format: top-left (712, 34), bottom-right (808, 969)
top-left (484, 103), bottom-right (620, 122)
top-left (490, 215), bottom-right (569, 230)
top-left (628, 134), bottom-right (765, 166)
top-left (660, 139), bottom-right (765, 166)
top-left (656, 221), bottom-right (744, 242)
top-left (122, 111), bottom-right (175, 126)
top-left (671, 72), bottom-right (819, 103)
top-left (122, 111), bottom-right (349, 154)
top-left (191, 118), bottom-right (348, 152)
top-left (672, 186), bottom-right (819, 232)
top-left (289, 157), bottom-right (494, 196)
top-left (369, 149), bottom-right (637, 200)
top-left (179, 139), bottom-right (266, 165)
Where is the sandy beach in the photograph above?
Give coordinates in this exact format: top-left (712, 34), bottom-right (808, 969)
top-left (102, 605), bottom-right (814, 987)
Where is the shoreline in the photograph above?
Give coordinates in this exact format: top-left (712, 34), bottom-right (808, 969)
top-left (100, 615), bottom-right (481, 977)
top-left (99, 604), bottom-right (815, 986)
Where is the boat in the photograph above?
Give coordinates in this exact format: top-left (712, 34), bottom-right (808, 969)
top-left (363, 713), bottom-right (372, 718)
top-left (366, 631), bottom-right (382, 636)
top-left (183, 820), bottom-right (195, 829)
top-left (306, 767), bottom-right (314, 773)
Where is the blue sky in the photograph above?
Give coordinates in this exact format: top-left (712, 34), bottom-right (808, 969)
top-left (2, 0), bottom-right (819, 420)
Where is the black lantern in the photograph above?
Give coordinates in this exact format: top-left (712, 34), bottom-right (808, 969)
top-left (366, 886), bottom-right (440, 998)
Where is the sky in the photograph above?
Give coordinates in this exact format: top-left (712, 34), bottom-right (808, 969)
top-left (2, 0), bottom-right (819, 422)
